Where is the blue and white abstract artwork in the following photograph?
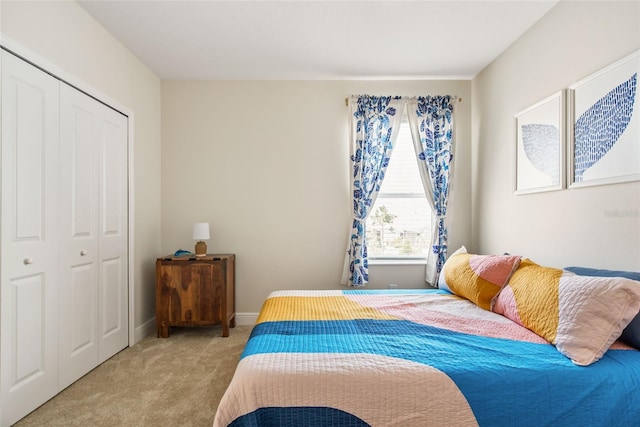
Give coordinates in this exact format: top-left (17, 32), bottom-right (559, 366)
top-left (515, 91), bottom-right (563, 194)
top-left (571, 50), bottom-right (640, 186)
top-left (574, 73), bottom-right (636, 182)
top-left (521, 123), bottom-right (560, 184)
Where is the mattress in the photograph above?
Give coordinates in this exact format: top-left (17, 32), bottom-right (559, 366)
top-left (213, 289), bottom-right (640, 427)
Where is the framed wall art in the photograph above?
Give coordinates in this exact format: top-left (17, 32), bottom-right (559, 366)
top-left (514, 91), bottom-right (565, 194)
top-left (568, 49), bottom-right (639, 188)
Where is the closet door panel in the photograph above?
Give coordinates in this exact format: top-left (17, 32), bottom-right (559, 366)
top-left (98, 105), bottom-right (129, 361)
top-left (4, 274), bottom-right (47, 392)
top-left (1, 50), bottom-right (60, 427)
top-left (70, 107), bottom-right (97, 236)
top-left (59, 83), bottom-right (100, 389)
top-left (68, 264), bottom-right (97, 352)
top-left (14, 85), bottom-right (45, 238)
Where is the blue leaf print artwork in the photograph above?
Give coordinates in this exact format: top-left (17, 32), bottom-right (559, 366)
top-left (574, 73), bottom-right (637, 182)
top-left (521, 124), bottom-right (560, 183)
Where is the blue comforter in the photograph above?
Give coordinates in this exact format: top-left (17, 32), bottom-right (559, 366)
top-left (214, 290), bottom-right (640, 427)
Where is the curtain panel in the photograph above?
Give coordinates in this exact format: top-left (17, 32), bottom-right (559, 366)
top-left (340, 95), bottom-right (404, 286)
top-left (406, 96), bottom-right (457, 285)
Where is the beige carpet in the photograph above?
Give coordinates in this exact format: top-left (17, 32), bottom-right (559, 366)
top-left (14, 325), bottom-right (252, 427)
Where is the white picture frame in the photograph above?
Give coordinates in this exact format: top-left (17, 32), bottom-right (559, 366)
top-left (514, 91), bottom-right (565, 194)
top-left (568, 49), bottom-right (640, 188)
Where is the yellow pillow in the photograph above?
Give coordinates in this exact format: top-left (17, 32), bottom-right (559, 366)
top-left (439, 247), bottom-right (521, 310)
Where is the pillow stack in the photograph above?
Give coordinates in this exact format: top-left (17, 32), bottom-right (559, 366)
top-left (492, 259), bottom-right (640, 365)
top-left (438, 248), bottom-right (640, 366)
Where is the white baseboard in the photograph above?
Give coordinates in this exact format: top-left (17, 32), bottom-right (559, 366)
top-left (132, 314), bottom-right (257, 345)
top-left (235, 312), bottom-right (258, 326)
top-left (133, 317), bottom-right (156, 344)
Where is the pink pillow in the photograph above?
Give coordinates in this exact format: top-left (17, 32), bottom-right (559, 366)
top-left (438, 247), bottom-right (521, 310)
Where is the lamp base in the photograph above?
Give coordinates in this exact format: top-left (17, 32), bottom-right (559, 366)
top-left (195, 241), bottom-right (207, 257)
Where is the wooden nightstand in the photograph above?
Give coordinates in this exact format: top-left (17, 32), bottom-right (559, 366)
top-left (155, 254), bottom-right (235, 338)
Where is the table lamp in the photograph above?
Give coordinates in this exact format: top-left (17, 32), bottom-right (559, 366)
top-left (192, 222), bottom-right (210, 257)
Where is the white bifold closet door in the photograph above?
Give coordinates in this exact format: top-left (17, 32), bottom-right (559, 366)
top-left (0, 49), bottom-right (61, 427)
top-left (1, 50), bottom-right (129, 426)
top-left (58, 83), bottom-right (129, 389)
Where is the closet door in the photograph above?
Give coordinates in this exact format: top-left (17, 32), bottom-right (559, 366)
top-left (0, 50), bottom-right (61, 426)
top-left (58, 83), bottom-right (129, 388)
top-left (96, 89), bottom-right (128, 363)
top-left (58, 83), bottom-right (101, 388)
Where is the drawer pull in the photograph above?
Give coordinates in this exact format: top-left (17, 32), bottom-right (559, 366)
top-left (23, 258), bottom-right (33, 265)
top-left (80, 250), bottom-right (87, 256)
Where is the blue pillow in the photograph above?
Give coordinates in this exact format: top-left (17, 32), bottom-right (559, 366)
top-left (564, 266), bottom-right (640, 349)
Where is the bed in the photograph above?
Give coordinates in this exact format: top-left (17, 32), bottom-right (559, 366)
top-left (213, 254), bottom-right (640, 427)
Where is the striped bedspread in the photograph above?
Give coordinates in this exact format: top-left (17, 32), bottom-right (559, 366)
top-left (213, 289), bottom-right (640, 427)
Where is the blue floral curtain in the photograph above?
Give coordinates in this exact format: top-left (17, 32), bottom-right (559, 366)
top-left (341, 95), bottom-right (405, 286)
top-left (406, 96), bottom-right (457, 285)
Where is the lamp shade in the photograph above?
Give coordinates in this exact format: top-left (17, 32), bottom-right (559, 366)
top-left (192, 222), bottom-right (210, 240)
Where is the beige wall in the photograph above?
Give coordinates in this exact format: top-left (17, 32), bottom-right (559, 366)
top-left (1, 1), bottom-right (162, 338)
top-left (162, 80), bottom-right (471, 313)
top-left (472, 1), bottom-right (640, 270)
top-left (10, 0), bottom-right (634, 323)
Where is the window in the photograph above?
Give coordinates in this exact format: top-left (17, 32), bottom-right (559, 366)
top-left (366, 115), bottom-right (431, 260)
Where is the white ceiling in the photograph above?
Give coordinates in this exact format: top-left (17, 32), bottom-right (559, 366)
top-left (78, 0), bottom-right (559, 80)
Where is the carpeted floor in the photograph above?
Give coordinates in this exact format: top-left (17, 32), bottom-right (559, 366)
top-left (14, 325), bottom-right (253, 427)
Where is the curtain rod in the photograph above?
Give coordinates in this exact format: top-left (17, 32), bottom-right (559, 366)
top-left (344, 96), bottom-right (462, 106)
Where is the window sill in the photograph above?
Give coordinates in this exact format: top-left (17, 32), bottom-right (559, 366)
top-left (369, 259), bottom-right (427, 266)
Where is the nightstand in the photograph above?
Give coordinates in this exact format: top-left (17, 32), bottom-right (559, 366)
top-left (155, 254), bottom-right (235, 337)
